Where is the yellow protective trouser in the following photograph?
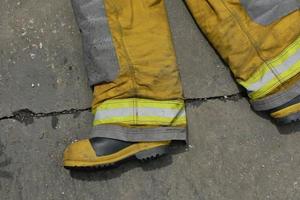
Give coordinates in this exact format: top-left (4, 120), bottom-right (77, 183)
top-left (186, 0), bottom-right (300, 117)
top-left (79, 0), bottom-right (299, 143)
top-left (89, 0), bottom-right (187, 142)
top-left (64, 0), bottom-right (300, 167)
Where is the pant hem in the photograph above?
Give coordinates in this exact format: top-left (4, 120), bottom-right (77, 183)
top-left (91, 125), bottom-right (187, 142)
top-left (251, 81), bottom-right (300, 111)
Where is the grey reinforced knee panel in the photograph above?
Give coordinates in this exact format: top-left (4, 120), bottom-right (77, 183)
top-left (240, 0), bottom-right (300, 25)
top-left (71, 0), bottom-right (119, 86)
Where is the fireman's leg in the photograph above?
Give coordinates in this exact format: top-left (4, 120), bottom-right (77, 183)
top-left (64, 0), bottom-right (187, 168)
top-left (185, 0), bottom-right (300, 124)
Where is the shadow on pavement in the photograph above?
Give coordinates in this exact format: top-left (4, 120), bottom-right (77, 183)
top-left (261, 110), bottom-right (300, 135)
top-left (249, 106), bottom-right (300, 135)
top-left (276, 121), bottom-right (300, 135)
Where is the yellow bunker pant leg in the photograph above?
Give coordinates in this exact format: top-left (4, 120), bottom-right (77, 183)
top-left (185, 0), bottom-right (300, 124)
top-left (64, 0), bottom-right (187, 168)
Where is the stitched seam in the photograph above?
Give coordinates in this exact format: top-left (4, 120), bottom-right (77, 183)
top-left (110, 0), bottom-right (138, 97)
top-left (219, 0), bottom-right (284, 92)
top-left (254, 82), bottom-right (300, 104)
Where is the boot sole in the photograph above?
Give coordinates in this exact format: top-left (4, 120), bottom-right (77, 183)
top-left (64, 142), bottom-right (169, 169)
top-left (269, 96), bottom-right (300, 124)
top-left (275, 112), bottom-right (300, 125)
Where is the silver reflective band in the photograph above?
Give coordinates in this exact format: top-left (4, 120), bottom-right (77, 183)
top-left (247, 49), bottom-right (300, 92)
top-left (94, 107), bottom-right (186, 121)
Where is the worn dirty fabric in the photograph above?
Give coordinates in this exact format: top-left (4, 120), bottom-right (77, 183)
top-left (240, 0), bottom-right (300, 25)
top-left (72, 0), bottom-right (300, 141)
top-left (71, 0), bottom-right (187, 142)
top-left (92, 0), bottom-right (184, 105)
top-left (185, 0), bottom-right (300, 113)
top-left (71, 0), bottom-right (119, 86)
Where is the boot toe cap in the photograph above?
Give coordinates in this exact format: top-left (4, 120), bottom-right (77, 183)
top-left (63, 139), bottom-right (96, 163)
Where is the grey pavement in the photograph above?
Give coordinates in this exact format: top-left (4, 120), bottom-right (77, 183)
top-left (0, 0), bottom-right (299, 200)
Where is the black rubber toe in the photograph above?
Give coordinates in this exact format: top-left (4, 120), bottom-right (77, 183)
top-left (89, 137), bottom-right (134, 156)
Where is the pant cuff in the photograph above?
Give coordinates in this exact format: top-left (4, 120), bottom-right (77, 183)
top-left (250, 81), bottom-right (300, 111)
top-left (91, 124), bottom-right (187, 142)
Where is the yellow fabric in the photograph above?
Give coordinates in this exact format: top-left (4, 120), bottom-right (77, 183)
top-left (243, 37), bottom-right (300, 99)
top-left (241, 37), bottom-right (300, 87)
top-left (92, 0), bottom-right (183, 110)
top-left (186, 0), bottom-right (300, 100)
top-left (271, 103), bottom-right (300, 119)
top-left (63, 139), bottom-right (170, 167)
top-left (93, 98), bottom-right (186, 127)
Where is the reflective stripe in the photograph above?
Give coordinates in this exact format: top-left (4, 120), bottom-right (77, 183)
top-left (238, 36), bottom-right (300, 100)
top-left (247, 50), bottom-right (300, 92)
top-left (241, 37), bottom-right (300, 87)
top-left (93, 98), bottom-right (186, 127)
top-left (93, 98), bottom-right (185, 112)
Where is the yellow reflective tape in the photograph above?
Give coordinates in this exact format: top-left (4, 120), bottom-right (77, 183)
top-left (93, 101), bottom-right (134, 113)
top-left (239, 36), bottom-right (300, 88)
top-left (94, 98), bottom-right (185, 112)
top-left (249, 59), bottom-right (300, 99)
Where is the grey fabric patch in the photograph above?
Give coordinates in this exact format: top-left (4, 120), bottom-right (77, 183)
top-left (251, 82), bottom-right (300, 111)
top-left (71, 0), bottom-right (119, 86)
top-left (241, 0), bottom-right (300, 25)
top-left (91, 125), bottom-right (187, 142)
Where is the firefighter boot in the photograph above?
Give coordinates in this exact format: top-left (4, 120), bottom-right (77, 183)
top-left (63, 138), bottom-right (171, 168)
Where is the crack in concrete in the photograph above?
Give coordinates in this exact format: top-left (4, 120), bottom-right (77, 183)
top-left (0, 92), bottom-right (246, 124)
top-left (0, 107), bottom-right (91, 125)
top-left (185, 92), bottom-right (246, 107)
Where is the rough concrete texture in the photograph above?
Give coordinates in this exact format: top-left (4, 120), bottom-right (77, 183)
top-left (1, 100), bottom-right (300, 200)
top-left (0, 0), bottom-right (92, 117)
top-left (1, 0), bottom-right (300, 199)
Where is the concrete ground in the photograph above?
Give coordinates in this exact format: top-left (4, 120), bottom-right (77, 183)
top-left (0, 0), bottom-right (299, 200)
